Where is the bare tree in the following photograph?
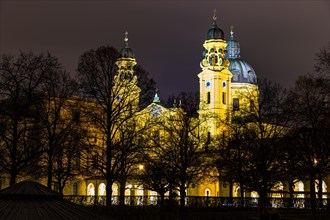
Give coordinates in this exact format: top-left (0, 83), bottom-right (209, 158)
top-left (140, 153), bottom-right (174, 207)
top-left (77, 44), bottom-right (155, 206)
top-left (154, 107), bottom-right (207, 207)
top-left (285, 71), bottom-right (330, 212)
top-left (114, 117), bottom-right (149, 206)
top-left (51, 122), bottom-right (85, 195)
top-left (0, 52), bottom-right (62, 185)
top-left (216, 78), bottom-right (289, 218)
top-left (214, 119), bottom-right (247, 205)
top-left (35, 63), bottom-right (82, 191)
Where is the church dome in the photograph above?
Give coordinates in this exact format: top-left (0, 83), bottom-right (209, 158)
top-left (207, 22), bottom-right (224, 40)
top-left (225, 26), bottom-right (257, 84)
top-left (228, 58), bottom-right (257, 84)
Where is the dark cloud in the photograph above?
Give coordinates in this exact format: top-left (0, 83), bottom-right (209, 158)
top-left (0, 1), bottom-right (329, 98)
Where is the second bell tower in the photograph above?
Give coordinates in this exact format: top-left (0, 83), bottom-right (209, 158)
top-left (198, 10), bottom-right (232, 135)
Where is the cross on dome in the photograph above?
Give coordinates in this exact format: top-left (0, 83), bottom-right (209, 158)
top-left (230, 25), bottom-right (234, 37)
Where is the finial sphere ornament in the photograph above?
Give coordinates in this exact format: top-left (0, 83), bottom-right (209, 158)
top-left (124, 31), bottom-right (128, 42)
top-left (230, 25), bottom-right (234, 36)
top-left (213, 9), bottom-right (217, 21)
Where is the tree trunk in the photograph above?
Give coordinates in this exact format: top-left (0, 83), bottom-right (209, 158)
top-left (105, 158), bottom-right (114, 208)
top-left (160, 192), bottom-right (165, 207)
top-left (229, 180), bottom-right (233, 204)
top-left (239, 181), bottom-right (245, 206)
top-left (10, 121), bottom-right (19, 186)
top-left (318, 174), bottom-right (323, 208)
top-left (257, 189), bottom-right (267, 220)
top-left (179, 184), bottom-right (186, 207)
top-left (105, 181), bottom-right (114, 207)
top-left (105, 131), bottom-right (113, 207)
top-left (58, 181), bottom-right (63, 195)
top-left (10, 143), bottom-right (18, 186)
top-left (119, 180), bottom-right (126, 206)
top-left (47, 151), bottom-right (53, 189)
top-left (168, 182), bottom-right (174, 208)
top-left (310, 168), bottom-right (317, 213)
top-left (288, 179), bottom-right (294, 208)
top-left (9, 169), bottom-right (17, 186)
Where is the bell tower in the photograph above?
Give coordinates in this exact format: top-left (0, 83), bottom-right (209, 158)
top-left (198, 10), bottom-right (232, 135)
top-left (114, 31), bottom-right (141, 111)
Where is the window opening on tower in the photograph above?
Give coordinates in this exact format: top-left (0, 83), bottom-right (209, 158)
top-left (233, 98), bottom-right (239, 111)
top-left (222, 92), bottom-right (226, 104)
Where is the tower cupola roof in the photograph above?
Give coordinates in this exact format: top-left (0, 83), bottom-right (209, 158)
top-left (120, 31), bottom-right (135, 58)
top-left (206, 9), bottom-right (224, 40)
top-left (153, 92), bottom-right (160, 103)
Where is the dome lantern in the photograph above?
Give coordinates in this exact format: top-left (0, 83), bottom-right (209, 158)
top-left (206, 9), bottom-right (224, 40)
top-left (226, 25), bottom-right (240, 59)
top-left (120, 30), bottom-right (135, 59)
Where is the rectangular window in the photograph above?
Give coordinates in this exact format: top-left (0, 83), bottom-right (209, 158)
top-left (207, 92), bottom-right (211, 104)
top-left (205, 131), bottom-right (211, 151)
top-left (73, 183), bottom-right (78, 196)
top-left (233, 98), bottom-right (239, 111)
top-left (222, 92), bottom-right (226, 105)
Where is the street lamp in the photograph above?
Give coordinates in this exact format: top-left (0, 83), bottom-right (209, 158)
top-left (138, 164), bottom-right (144, 170)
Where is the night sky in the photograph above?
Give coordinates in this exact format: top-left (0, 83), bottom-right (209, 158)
top-left (1, 1), bottom-right (329, 99)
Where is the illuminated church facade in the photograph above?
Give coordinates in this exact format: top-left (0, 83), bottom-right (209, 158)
top-left (64, 12), bottom-right (328, 201)
top-left (2, 12), bottom-right (327, 203)
top-left (70, 13), bottom-right (260, 199)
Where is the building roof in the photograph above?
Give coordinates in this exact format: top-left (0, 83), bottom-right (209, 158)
top-left (0, 180), bottom-right (106, 220)
top-left (206, 10), bottom-right (224, 40)
top-left (228, 58), bottom-right (257, 84)
top-left (206, 21), bottom-right (224, 40)
top-left (120, 31), bottom-right (135, 58)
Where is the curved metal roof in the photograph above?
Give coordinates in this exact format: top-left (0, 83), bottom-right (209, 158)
top-left (0, 181), bottom-right (106, 220)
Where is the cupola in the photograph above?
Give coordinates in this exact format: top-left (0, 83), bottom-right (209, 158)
top-left (206, 11), bottom-right (224, 40)
top-left (120, 31), bottom-right (135, 58)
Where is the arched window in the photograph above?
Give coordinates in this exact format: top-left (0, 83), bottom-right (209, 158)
top-left (271, 181), bottom-right (284, 198)
top-left (99, 183), bottom-right (106, 196)
top-left (125, 185), bottom-right (131, 196)
top-left (137, 186), bottom-right (144, 196)
top-left (251, 191), bottom-right (258, 198)
top-left (205, 188), bottom-right (211, 197)
top-left (112, 183), bottom-right (119, 196)
top-left (233, 183), bottom-right (240, 197)
top-left (294, 180), bottom-right (304, 198)
top-left (87, 183), bottom-right (95, 196)
top-left (316, 180), bottom-right (327, 199)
